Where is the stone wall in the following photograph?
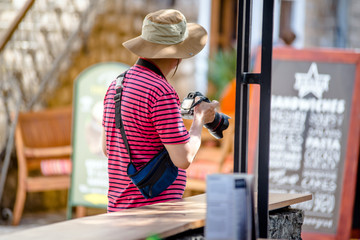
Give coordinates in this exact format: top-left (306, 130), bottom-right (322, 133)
top-left (348, 0), bottom-right (360, 49)
top-left (303, 0), bottom-right (336, 48)
top-left (269, 208), bottom-right (304, 240)
top-left (303, 0), bottom-right (360, 49)
top-left (48, 0), bottom-right (200, 107)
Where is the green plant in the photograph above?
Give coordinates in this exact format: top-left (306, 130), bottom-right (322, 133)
top-left (208, 48), bottom-right (237, 100)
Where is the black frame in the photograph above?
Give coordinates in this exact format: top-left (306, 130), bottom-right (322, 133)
top-left (234, 0), bottom-right (274, 238)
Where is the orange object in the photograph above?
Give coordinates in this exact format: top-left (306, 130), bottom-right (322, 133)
top-left (219, 79), bottom-right (236, 115)
top-left (219, 79), bottom-right (254, 116)
top-left (219, 78), bottom-right (257, 174)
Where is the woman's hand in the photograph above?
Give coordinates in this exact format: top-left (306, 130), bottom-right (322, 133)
top-left (164, 99), bottom-right (219, 169)
top-left (193, 98), bottom-right (219, 124)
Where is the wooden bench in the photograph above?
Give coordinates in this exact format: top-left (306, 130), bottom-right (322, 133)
top-left (13, 107), bottom-right (72, 225)
top-left (2, 193), bottom-right (312, 240)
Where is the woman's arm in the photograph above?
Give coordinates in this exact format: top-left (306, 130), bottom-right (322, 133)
top-left (164, 100), bottom-right (218, 169)
top-left (102, 127), bottom-right (108, 157)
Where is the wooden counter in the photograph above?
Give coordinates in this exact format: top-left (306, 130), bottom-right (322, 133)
top-left (2, 193), bottom-right (311, 240)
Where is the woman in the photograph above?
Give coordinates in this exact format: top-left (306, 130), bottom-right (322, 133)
top-left (102, 9), bottom-right (218, 212)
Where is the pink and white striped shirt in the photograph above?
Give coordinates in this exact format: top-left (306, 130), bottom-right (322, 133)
top-left (103, 59), bottom-right (190, 212)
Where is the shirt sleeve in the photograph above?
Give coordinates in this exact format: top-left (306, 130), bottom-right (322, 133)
top-left (102, 80), bottom-right (116, 128)
top-left (150, 92), bottom-right (190, 145)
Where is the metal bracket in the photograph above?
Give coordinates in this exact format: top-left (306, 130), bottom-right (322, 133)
top-left (241, 73), bottom-right (261, 84)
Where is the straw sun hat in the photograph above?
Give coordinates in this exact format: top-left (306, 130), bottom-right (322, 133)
top-left (123, 9), bottom-right (208, 59)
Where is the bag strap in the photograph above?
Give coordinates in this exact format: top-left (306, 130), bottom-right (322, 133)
top-left (114, 71), bottom-right (132, 160)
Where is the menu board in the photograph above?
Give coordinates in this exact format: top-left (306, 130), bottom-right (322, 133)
top-left (249, 48), bottom-right (360, 240)
top-left (68, 62), bottom-right (129, 216)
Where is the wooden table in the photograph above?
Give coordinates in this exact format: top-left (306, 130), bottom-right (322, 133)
top-left (2, 193), bottom-right (312, 240)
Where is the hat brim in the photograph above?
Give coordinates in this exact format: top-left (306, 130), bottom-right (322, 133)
top-left (122, 23), bottom-right (207, 59)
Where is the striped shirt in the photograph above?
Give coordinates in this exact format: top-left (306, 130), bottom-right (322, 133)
top-left (103, 59), bottom-right (190, 212)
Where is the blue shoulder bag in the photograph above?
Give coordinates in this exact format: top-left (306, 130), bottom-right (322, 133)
top-left (113, 71), bottom-right (178, 199)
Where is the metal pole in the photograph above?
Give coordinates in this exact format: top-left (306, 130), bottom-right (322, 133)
top-left (234, 0), bottom-right (252, 174)
top-left (234, 0), bottom-right (274, 237)
top-left (257, 0), bottom-right (274, 237)
top-left (234, 0), bottom-right (245, 173)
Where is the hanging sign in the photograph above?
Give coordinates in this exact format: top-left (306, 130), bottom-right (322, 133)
top-left (68, 62), bottom-right (129, 216)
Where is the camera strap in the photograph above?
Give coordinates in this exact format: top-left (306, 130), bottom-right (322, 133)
top-left (113, 59), bottom-right (166, 161)
top-left (114, 71), bottom-right (132, 160)
top-left (136, 58), bottom-right (165, 79)
top-left (190, 96), bottom-right (209, 109)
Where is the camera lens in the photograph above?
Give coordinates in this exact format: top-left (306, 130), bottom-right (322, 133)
top-left (204, 113), bottom-right (230, 139)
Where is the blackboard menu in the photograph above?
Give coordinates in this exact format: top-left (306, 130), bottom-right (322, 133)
top-left (269, 60), bottom-right (354, 234)
top-left (249, 48), bottom-right (360, 240)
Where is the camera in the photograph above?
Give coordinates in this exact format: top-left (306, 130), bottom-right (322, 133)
top-left (180, 91), bottom-right (230, 139)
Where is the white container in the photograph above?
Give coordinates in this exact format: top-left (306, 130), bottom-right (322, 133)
top-left (205, 174), bottom-right (257, 240)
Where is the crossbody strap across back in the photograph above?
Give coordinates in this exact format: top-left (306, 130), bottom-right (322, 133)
top-left (113, 71), bottom-right (132, 160)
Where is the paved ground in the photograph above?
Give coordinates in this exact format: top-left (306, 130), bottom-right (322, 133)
top-left (0, 209), bottom-right (67, 237)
